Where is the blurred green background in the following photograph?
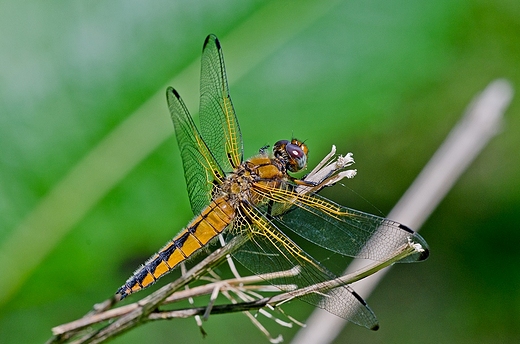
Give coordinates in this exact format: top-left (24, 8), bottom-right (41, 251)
top-left (1, 0), bottom-right (519, 343)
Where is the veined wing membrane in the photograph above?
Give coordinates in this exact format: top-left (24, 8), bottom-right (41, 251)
top-left (231, 204), bottom-right (379, 330)
top-left (167, 87), bottom-right (225, 215)
top-left (199, 34), bottom-right (243, 172)
top-left (253, 183), bottom-right (429, 263)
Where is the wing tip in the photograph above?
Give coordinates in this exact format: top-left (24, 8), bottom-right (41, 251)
top-left (350, 288), bottom-right (380, 331)
top-left (397, 223), bottom-right (430, 261)
top-left (418, 247), bottom-right (430, 260)
top-left (166, 86), bottom-right (180, 98)
top-left (204, 34), bottom-right (220, 50)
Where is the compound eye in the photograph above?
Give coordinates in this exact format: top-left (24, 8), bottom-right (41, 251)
top-left (286, 143), bottom-right (307, 172)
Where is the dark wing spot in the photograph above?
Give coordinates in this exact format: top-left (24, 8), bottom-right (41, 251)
top-left (398, 223), bottom-right (414, 233)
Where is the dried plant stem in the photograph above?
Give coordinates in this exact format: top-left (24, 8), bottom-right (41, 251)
top-left (47, 235), bottom-right (246, 344)
top-left (47, 236), bottom-right (421, 344)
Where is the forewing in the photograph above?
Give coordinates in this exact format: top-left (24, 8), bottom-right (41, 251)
top-left (167, 87), bottom-right (225, 215)
top-left (230, 204), bottom-right (379, 330)
top-left (199, 34), bottom-right (243, 172)
top-left (253, 183), bottom-right (429, 263)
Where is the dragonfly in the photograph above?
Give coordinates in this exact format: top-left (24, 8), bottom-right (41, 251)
top-left (116, 34), bottom-right (429, 330)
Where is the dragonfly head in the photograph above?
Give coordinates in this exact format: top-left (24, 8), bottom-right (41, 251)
top-left (273, 139), bottom-right (309, 173)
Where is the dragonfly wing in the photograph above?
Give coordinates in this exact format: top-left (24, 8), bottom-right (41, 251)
top-left (231, 204), bottom-right (379, 330)
top-left (199, 34), bottom-right (243, 172)
top-left (167, 87), bottom-right (225, 215)
top-left (280, 192), bottom-right (429, 263)
top-left (253, 183), bottom-right (429, 262)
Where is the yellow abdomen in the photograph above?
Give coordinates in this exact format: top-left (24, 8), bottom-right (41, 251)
top-left (117, 197), bottom-right (234, 298)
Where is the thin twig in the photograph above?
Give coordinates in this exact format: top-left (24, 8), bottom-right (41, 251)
top-left (48, 237), bottom-right (421, 344)
top-left (52, 267), bottom-right (298, 337)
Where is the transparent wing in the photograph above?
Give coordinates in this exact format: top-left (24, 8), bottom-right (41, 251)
top-left (231, 204), bottom-right (379, 330)
top-left (167, 87), bottom-right (225, 215)
top-left (253, 183), bottom-right (430, 263)
top-left (199, 34), bottom-right (243, 172)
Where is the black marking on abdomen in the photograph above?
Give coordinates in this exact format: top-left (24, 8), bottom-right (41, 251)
top-left (174, 231), bottom-right (191, 254)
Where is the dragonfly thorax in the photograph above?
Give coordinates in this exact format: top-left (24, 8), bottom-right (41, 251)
top-left (218, 149), bottom-right (292, 207)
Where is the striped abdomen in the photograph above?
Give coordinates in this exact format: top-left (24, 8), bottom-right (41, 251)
top-left (117, 197), bottom-right (235, 298)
